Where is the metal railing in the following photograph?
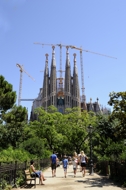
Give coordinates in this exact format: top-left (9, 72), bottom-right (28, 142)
top-left (0, 158), bottom-right (50, 188)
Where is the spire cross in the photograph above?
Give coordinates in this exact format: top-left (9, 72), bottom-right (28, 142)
top-left (73, 53), bottom-right (77, 64)
top-left (52, 46), bottom-right (55, 59)
top-left (66, 46), bottom-right (69, 59)
top-left (45, 54), bottom-right (49, 62)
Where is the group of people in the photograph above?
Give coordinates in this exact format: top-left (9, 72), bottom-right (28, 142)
top-left (62, 151), bottom-right (88, 178)
top-left (29, 150), bottom-right (88, 185)
top-left (50, 150), bottom-right (88, 178)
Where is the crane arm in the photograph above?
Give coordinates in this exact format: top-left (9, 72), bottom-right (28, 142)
top-left (70, 46), bottom-right (117, 59)
top-left (34, 42), bottom-right (56, 46)
top-left (34, 42), bottom-right (70, 49)
top-left (16, 63), bottom-right (35, 81)
top-left (23, 70), bottom-right (35, 81)
top-left (34, 42), bottom-right (117, 59)
top-left (81, 49), bottom-right (117, 59)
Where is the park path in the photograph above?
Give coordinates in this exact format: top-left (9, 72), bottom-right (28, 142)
top-left (19, 165), bottom-right (123, 190)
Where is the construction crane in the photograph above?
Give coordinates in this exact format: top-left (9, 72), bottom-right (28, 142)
top-left (34, 42), bottom-right (66, 79)
top-left (16, 63), bottom-right (35, 106)
top-left (69, 46), bottom-right (117, 105)
top-left (34, 42), bottom-right (117, 108)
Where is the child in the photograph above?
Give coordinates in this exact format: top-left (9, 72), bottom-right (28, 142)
top-left (72, 152), bottom-right (78, 177)
top-left (62, 155), bottom-right (68, 178)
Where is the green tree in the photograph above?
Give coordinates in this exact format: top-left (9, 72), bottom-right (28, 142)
top-left (93, 114), bottom-right (125, 161)
top-left (1, 105), bottom-right (27, 148)
top-left (108, 91), bottom-right (126, 139)
top-left (0, 75), bottom-right (16, 114)
top-left (34, 106), bottom-right (63, 151)
top-left (0, 146), bottom-right (31, 162)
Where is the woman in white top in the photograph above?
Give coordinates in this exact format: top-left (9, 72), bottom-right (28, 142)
top-left (72, 152), bottom-right (78, 177)
top-left (80, 151), bottom-right (88, 177)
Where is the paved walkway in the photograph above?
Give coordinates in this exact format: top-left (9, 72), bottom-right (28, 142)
top-left (20, 165), bottom-right (123, 190)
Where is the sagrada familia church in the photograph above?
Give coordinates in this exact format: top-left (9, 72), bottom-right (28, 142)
top-left (30, 47), bottom-right (101, 120)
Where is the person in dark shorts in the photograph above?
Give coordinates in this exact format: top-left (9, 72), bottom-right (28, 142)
top-left (50, 152), bottom-right (58, 177)
top-left (80, 151), bottom-right (88, 177)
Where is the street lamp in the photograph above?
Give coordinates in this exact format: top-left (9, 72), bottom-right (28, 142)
top-left (88, 124), bottom-right (94, 175)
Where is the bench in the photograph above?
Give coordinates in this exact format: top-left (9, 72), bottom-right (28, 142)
top-left (24, 170), bottom-right (40, 188)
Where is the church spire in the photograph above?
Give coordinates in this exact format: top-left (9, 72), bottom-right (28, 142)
top-left (73, 53), bottom-right (78, 75)
top-left (42, 53), bottom-right (49, 108)
top-left (45, 53), bottom-right (49, 75)
top-left (50, 46), bottom-right (56, 107)
top-left (66, 46), bottom-right (70, 67)
top-left (72, 53), bottom-right (80, 108)
top-left (51, 46), bottom-right (56, 67)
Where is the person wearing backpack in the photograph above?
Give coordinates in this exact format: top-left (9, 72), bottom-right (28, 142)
top-left (80, 151), bottom-right (88, 177)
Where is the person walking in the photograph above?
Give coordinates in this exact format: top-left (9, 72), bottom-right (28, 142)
top-left (50, 151), bottom-right (58, 177)
top-left (72, 152), bottom-right (78, 177)
top-left (29, 160), bottom-right (46, 185)
top-left (62, 155), bottom-right (68, 178)
top-left (80, 150), bottom-right (88, 177)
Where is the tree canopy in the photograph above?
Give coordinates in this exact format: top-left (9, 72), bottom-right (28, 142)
top-left (1, 75), bottom-right (126, 163)
top-left (108, 91), bottom-right (126, 139)
top-left (0, 75), bottom-right (16, 113)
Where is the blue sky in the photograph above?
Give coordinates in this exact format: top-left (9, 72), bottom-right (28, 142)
top-left (1, 0), bottom-right (126, 117)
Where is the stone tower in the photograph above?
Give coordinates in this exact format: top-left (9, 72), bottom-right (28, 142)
top-left (64, 47), bottom-right (72, 109)
top-left (50, 46), bottom-right (57, 107)
top-left (72, 53), bottom-right (80, 107)
top-left (42, 54), bottom-right (49, 110)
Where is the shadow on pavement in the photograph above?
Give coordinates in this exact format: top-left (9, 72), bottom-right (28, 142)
top-left (76, 176), bottom-right (115, 188)
top-left (20, 184), bottom-right (35, 189)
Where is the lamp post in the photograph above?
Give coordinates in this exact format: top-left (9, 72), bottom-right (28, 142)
top-left (88, 124), bottom-right (94, 175)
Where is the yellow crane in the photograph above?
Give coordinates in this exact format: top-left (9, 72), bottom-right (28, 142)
top-left (16, 63), bottom-right (35, 106)
top-left (34, 42), bottom-right (117, 107)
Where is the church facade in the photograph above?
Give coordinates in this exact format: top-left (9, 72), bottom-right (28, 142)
top-left (30, 47), bottom-right (101, 120)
